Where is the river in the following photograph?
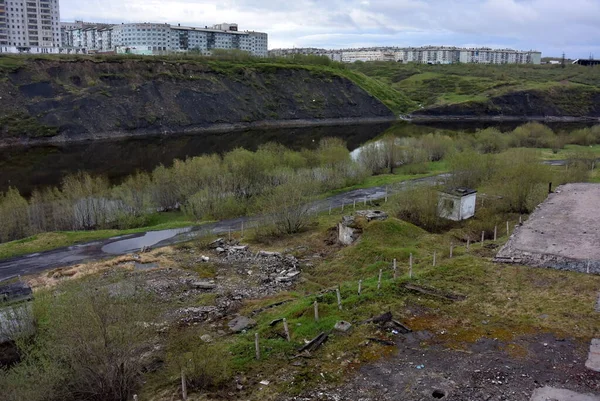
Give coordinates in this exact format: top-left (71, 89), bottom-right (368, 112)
top-left (0, 121), bottom-right (594, 196)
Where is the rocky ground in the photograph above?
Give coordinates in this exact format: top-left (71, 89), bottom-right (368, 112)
top-left (285, 331), bottom-right (600, 401)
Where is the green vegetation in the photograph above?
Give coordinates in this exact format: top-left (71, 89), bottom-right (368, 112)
top-left (2, 122), bottom-right (599, 260)
top-left (3, 121), bottom-right (600, 399)
top-left (0, 114), bottom-right (59, 138)
top-left (348, 62), bottom-right (600, 113)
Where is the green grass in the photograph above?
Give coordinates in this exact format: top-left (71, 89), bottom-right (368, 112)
top-left (0, 211), bottom-right (198, 260)
top-left (534, 144), bottom-right (600, 160)
top-left (348, 62), bottom-right (600, 113)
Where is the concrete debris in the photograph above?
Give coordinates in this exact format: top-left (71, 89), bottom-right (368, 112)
top-left (208, 238), bottom-right (225, 249)
top-left (228, 316), bottom-right (257, 333)
top-left (334, 321), bottom-right (353, 333)
top-left (338, 210), bottom-right (389, 245)
top-left (530, 386), bottom-right (600, 401)
top-left (190, 281), bottom-right (217, 290)
top-left (200, 334), bottom-right (213, 343)
top-left (355, 210), bottom-right (389, 222)
top-left (257, 251), bottom-right (282, 258)
top-left (585, 338), bottom-right (600, 372)
top-left (200, 256), bottom-right (210, 262)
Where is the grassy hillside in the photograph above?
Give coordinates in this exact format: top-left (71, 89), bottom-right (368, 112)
top-left (348, 62), bottom-right (600, 115)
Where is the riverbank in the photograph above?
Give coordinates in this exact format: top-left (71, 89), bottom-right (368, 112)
top-left (407, 115), bottom-right (600, 123)
top-left (0, 116), bottom-right (397, 149)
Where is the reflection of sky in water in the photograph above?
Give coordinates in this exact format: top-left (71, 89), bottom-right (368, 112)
top-left (102, 228), bottom-right (192, 255)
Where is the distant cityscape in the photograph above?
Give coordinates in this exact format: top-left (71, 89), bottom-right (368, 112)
top-left (269, 47), bottom-right (543, 65)
top-left (0, 0), bottom-right (572, 65)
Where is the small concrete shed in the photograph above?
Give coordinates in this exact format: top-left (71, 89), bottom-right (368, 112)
top-left (438, 188), bottom-right (477, 221)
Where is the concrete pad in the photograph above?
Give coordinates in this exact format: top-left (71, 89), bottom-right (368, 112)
top-left (586, 339), bottom-right (600, 372)
top-left (496, 183), bottom-right (600, 274)
top-left (530, 386), bottom-right (600, 401)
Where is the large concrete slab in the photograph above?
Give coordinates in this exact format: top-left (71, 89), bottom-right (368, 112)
top-left (586, 339), bottom-right (600, 372)
top-left (530, 386), bottom-right (600, 401)
top-left (496, 183), bottom-right (600, 274)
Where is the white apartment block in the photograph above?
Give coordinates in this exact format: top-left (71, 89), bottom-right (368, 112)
top-left (270, 46), bottom-right (542, 65)
top-left (61, 22), bottom-right (268, 57)
top-left (0, 0), bottom-right (61, 53)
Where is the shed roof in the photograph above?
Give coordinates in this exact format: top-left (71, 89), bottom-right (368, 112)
top-left (441, 187), bottom-right (477, 197)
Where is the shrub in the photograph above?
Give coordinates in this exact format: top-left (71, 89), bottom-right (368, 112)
top-left (393, 186), bottom-right (453, 233)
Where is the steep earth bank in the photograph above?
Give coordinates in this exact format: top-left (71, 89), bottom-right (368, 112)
top-left (0, 58), bottom-right (394, 146)
top-left (411, 88), bottom-right (600, 121)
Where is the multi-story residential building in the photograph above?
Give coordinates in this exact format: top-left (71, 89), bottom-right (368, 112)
top-left (0, 0), bottom-right (61, 53)
top-left (61, 22), bottom-right (268, 57)
top-left (271, 46), bottom-right (542, 65)
top-left (269, 47), bottom-right (343, 62)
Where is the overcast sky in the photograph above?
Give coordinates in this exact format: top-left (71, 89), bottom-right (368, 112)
top-left (60, 0), bottom-right (600, 58)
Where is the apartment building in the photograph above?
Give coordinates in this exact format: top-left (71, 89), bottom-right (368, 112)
top-left (0, 0), bottom-right (61, 53)
top-left (61, 22), bottom-right (268, 57)
top-left (269, 47), bottom-right (343, 62)
top-left (271, 46), bottom-right (542, 65)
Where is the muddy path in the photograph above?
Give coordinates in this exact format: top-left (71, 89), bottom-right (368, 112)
top-left (0, 174), bottom-right (448, 281)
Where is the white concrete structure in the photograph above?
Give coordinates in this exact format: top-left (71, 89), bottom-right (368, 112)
top-left (438, 188), bottom-right (477, 221)
top-left (61, 21), bottom-right (268, 57)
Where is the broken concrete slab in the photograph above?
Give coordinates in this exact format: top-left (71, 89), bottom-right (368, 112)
top-left (208, 238), bottom-right (225, 249)
top-left (530, 386), bottom-right (600, 401)
top-left (334, 321), bottom-right (353, 332)
top-left (585, 338), bottom-right (600, 372)
top-left (495, 183), bottom-right (600, 274)
top-left (228, 316), bottom-right (257, 333)
top-left (0, 282), bottom-right (32, 303)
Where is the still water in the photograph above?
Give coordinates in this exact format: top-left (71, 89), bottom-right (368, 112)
top-left (0, 121), bottom-right (592, 196)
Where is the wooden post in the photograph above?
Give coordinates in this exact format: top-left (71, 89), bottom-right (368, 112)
top-left (409, 253), bottom-right (413, 278)
top-left (393, 258), bottom-right (397, 280)
top-left (506, 221), bottom-right (510, 237)
top-left (385, 186), bottom-right (388, 203)
top-left (241, 221), bottom-right (244, 238)
top-left (228, 228), bottom-right (231, 242)
top-left (255, 333), bottom-right (260, 360)
top-left (283, 318), bottom-right (291, 342)
top-left (336, 288), bottom-right (342, 310)
top-left (353, 199), bottom-right (356, 209)
top-left (364, 197), bottom-right (367, 206)
top-left (358, 279), bottom-right (362, 296)
top-left (587, 260), bottom-right (591, 274)
top-left (377, 269), bottom-right (383, 290)
top-left (467, 238), bottom-right (470, 251)
top-left (342, 203), bottom-right (345, 212)
top-left (433, 251), bottom-right (436, 267)
top-left (133, 395), bottom-right (138, 401)
top-left (329, 204), bottom-right (332, 215)
top-left (450, 244), bottom-right (453, 258)
top-left (481, 231), bottom-right (485, 246)
top-left (519, 215), bottom-right (523, 225)
top-left (494, 225), bottom-right (497, 241)
top-left (314, 300), bottom-right (319, 322)
top-left (181, 370), bottom-right (187, 401)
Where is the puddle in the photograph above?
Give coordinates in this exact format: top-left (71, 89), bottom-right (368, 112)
top-left (101, 228), bottom-right (192, 255)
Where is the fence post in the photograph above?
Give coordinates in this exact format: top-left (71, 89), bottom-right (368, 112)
top-left (506, 221), bottom-right (510, 237)
top-left (181, 370), bottom-right (187, 401)
top-left (409, 253), bottom-right (413, 278)
top-left (241, 221), bottom-right (244, 238)
top-left (329, 204), bottom-right (332, 215)
top-left (283, 318), bottom-right (291, 342)
top-left (358, 279), bottom-right (362, 296)
top-left (433, 251), bottom-right (436, 267)
top-left (393, 258), bottom-right (397, 280)
top-left (255, 333), bottom-right (260, 360)
top-left (450, 243), bottom-right (454, 258)
top-left (481, 231), bottom-right (485, 246)
top-left (336, 287), bottom-right (343, 310)
top-left (377, 269), bottom-right (383, 290)
top-left (353, 200), bottom-right (356, 209)
top-left (467, 238), bottom-right (470, 251)
top-left (494, 225), bottom-right (498, 241)
top-left (314, 300), bottom-right (319, 322)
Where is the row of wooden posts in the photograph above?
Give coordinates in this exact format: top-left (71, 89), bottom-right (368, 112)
top-left (171, 218), bottom-right (519, 401)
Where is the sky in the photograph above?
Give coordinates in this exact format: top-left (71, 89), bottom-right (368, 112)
top-left (59, 0), bottom-right (600, 59)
